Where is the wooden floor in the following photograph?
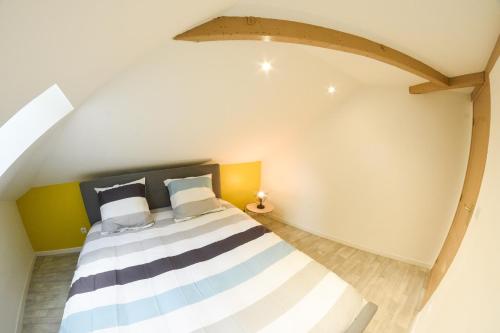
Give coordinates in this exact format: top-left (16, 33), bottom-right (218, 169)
top-left (22, 254), bottom-right (79, 333)
top-left (22, 216), bottom-right (428, 333)
top-left (256, 216), bottom-right (428, 333)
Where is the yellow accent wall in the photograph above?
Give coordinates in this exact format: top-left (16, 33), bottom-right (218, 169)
top-left (17, 182), bottom-right (90, 252)
top-left (220, 161), bottom-right (261, 209)
top-left (16, 162), bottom-right (261, 251)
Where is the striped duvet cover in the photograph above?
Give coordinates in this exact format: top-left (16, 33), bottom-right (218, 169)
top-left (60, 202), bottom-right (371, 333)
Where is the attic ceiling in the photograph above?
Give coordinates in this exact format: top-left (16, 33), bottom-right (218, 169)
top-left (0, 0), bottom-right (499, 199)
top-left (0, 0), bottom-right (235, 124)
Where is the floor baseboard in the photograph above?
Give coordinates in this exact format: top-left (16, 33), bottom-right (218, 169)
top-left (268, 212), bottom-right (432, 269)
top-left (35, 247), bottom-right (82, 256)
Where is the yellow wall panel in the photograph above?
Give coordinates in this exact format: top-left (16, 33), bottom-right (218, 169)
top-left (220, 161), bottom-right (261, 209)
top-left (17, 182), bottom-right (90, 252)
top-left (16, 162), bottom-right (261, 251)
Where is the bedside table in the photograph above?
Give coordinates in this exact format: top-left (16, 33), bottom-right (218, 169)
top-left (245, 202), bottom-right (274, 215)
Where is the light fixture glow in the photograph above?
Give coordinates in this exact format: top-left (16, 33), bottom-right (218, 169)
top-left (328, 85), bottom-right (336, 94)
top-left (256, 191), bottom-right (267, 209)
top-left (260, 61), bottom-right (272, 73)
top-left (257, 191), bottom-right (267, 199)
top-left (262, 35), bottom-right (272, 42)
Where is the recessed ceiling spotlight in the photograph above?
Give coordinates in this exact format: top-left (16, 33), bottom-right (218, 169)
top-left (262, 35), bottom-right (272, 42)
top-left (327, 85), bottom-right (336, 94)
top-left (260, 61), bottom-right (273, 73)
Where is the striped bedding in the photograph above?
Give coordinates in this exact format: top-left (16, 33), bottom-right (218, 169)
top-left (60, 201), bottom-right (371, 333)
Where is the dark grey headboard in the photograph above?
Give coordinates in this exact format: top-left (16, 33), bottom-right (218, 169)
top-left (80, 164), bottom-right (221, 225)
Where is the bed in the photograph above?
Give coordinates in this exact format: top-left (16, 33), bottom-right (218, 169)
top-left (60, 164), bottom-right (377, 333)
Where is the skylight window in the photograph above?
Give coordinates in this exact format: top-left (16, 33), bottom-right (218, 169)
top-left (0, 84), bottom-right (73, 177)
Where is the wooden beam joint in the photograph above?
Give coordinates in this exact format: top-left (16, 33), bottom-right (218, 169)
top-left (409, 72), bottom-right (485, 94)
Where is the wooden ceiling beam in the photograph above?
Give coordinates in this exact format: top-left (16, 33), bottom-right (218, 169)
top-left (484, 34), bottom-right (500, 74)
top-left (175, 16), bottom-right (450, 87)
top-left (471, 34), bottom-right (499, 101)
top-left (409, 72), bottom-right (485, 94)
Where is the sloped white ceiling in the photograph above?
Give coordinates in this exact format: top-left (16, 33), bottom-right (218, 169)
top-left (0, 0), bottom-right (498, 199)
top-left (1, 0), bottom-right (498, 124)
top-left (0, 0), bottom-right (235, 125)
top-left (31, 41), bottom-right (360, 187)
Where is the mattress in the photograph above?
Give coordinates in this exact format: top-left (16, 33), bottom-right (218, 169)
top-left (60, 202), bottom-right (375, 333)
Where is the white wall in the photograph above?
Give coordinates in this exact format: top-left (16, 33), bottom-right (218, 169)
top-left (410, 59), bottom-right (500, 332)
top-left (0, 201), bottom-right (34, 333)
top-left (262, 86), bottom-right (471, 266)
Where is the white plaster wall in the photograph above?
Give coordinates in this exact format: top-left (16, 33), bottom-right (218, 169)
top-left (262, 86), bottom-right (472, 266)
top-left (0, 201), bottom-right (34, 333)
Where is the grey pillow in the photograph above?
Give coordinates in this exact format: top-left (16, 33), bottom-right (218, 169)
top-left (164, 174), bottom-right (223, 222)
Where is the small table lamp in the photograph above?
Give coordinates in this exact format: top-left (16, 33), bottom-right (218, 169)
top-left (257, 191), bottom-right (267, 209)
